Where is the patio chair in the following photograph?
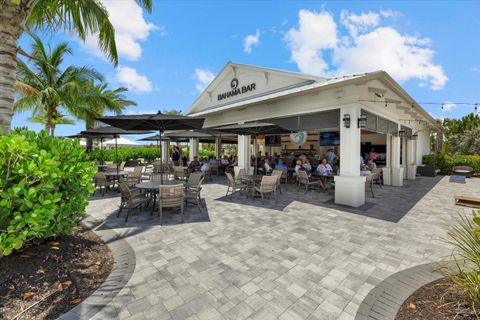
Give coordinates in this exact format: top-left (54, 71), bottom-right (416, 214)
top-left (186, 172), bottom-right (204, 188)
top-left (297, 171), bottom-right (319, 193)
top-left (185, 175), bottom-right (204, 212)
top-left (210, 164), bottom-right (220, 176)
top-left (150, 173), bottom-right (163, 181)
top-left (254, 175), bottom-right (278, 204)
top-left (158, 184), bottom-right (184, 224)
top-left (235, 168), bottom-right (246, 182)
top-left (118, 182), bottom-right (149, 222)
top-left (93, 172), bottom-right (115, 196)
top-left (126, 171), bottom-right (142, 187)
top-left (225, 172), bottom-right (248, 198)
top-left (272, 169), bottom-right (287, 192)
top-left (365, 174), bottom-right (375, 198)
top-left (173, 166), bottom-right (187, 180)
top-left (371, 168), bottom-right (383, 186)
top-left (119, 161), bottom-right (126, 171)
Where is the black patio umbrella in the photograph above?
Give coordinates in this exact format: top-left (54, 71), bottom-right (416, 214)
top-left (79, 126), bottom-right (151, 175)
top-left (214, 122), bottom-right (290, 173)
top-left (97, 112), bottom-right (205, 181)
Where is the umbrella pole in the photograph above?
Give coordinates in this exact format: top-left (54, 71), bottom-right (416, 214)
top-left (158, 130), bottom-right (163, 184)
top-left (115, 135), bottom-right (119, 176)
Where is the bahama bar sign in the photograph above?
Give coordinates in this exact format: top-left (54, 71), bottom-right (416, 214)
top-left (218, 78), bottom-right (256, 101)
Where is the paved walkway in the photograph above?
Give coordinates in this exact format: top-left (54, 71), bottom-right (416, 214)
top-left (84, 176), bottom-right (479, 320)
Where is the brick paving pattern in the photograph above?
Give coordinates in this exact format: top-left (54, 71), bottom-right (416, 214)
top-left (81, 176), bottom-right (479, 319)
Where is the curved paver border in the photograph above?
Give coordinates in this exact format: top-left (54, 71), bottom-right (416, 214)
top-left (355, 262), bottom-right (443, 320)
top-left (58, 219), bottom-right (136, 320)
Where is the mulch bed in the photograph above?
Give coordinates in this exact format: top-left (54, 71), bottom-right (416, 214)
top-left (0, 225), bottom-right (113, 320)
top-left (396, 277), bottom-right (477, 320)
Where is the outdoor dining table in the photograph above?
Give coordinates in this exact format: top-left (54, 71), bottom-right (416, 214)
top-left (136, 180), bottom-right (185, 214)
top-left (312, 172), bottom-right (337, 191)
top-left (240, 175), bottom-right (264, 199)
top-left (104, 171), bottom-right (129, 187)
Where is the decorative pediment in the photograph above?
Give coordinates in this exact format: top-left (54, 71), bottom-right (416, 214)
top-left (187, 62), bottom-right (323, 115)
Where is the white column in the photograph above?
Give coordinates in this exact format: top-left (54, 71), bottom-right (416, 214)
top-left (401, 137), bottom-right (407, 179)
top-left (161, 140), bottom-right (170, 162)
top-left (237, 135), bottom-right (251, 172)
top-left (406, 138), bottom-right (417, 180)
top-left (334, 106), bottom-right (366, 207)
top-left (383, 135), bottom-right (392, 185)
top-left (391, 125), bottom-right (404, 187)
top-left (189, 138), bottom-right (199, 161)
top-left (214, 137), bottom-right (221, 158)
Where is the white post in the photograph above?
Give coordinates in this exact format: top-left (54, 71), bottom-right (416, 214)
top-left (189, 138), bottom-right (199, 161)
top-left (383, 135), bottom-right (392, 185)
top-left (334, 106), bottom-right (366, 207)
top-left (161, 140), bottom-right (170, 162)
top-left (401, 137), bottom-right (407, 179)
top-left (406, 138), bottom-right (417, 180)
top-left (237, 135), bottom-right (251, 173)
top-left (215, 137), bottom-right (221, 158)
top-left (391, 124), bottom-right (404, 186)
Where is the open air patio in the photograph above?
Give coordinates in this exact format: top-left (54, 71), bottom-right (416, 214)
top-left (79, 174), bottom-right (479, 320)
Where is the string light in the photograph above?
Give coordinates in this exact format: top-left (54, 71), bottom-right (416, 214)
top-left (360, 99), bottom-right (480, 114)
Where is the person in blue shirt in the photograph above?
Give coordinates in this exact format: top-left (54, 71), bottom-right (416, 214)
top-left (326, 149), bottom-right (336, 165)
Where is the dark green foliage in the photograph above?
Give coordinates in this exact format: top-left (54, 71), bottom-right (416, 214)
top-left (0, 129), bottom-right (96, 255)
top-left (88, 147), bottom-right (216, 163)
top-left (423, 154), bottom-right (480, 175)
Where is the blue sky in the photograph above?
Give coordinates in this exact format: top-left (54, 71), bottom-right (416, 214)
top-left (13, 1), bottom-right (480, 138)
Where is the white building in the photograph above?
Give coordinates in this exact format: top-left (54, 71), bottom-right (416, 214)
top-left (186, 62), bottom-right (439, 207)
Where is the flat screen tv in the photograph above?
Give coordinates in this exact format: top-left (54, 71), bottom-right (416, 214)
top-left (320, 131), bottom-right (340, 146)
top-left (265, 134), bottom-right (281, 146)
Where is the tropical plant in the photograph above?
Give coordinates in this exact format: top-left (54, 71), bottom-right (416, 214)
top-left (423, 154), bottom-right (480, 175)
top-left (76, 82), bottom-right (137, 150)
top-left (448, 127), bottom-right (480, 155)
top-left (0, 0), bottom-right (153, 134)
top-left (0, 128), bottom-right (96, 256)
top-left (15, 33), bottom-right (103, 136)
top-left (440, 210), bottom-right (480, 316)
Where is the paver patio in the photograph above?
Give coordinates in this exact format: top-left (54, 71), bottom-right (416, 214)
top-left (82, 176), bottom-right (479, 320)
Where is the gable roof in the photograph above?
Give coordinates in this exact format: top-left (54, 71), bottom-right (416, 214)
top-left (186, 62), bottom-right (440, 130)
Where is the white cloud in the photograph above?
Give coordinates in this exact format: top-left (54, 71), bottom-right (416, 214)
top-left (471, 66), bottom-right (480, 72)
top-left (125, 109), bottom-right (157, 115)
top-left (81, 0), bottom-right (159, 61)
top-left (243, 29), bottom-right (261, 54)
top-left (285, 10), bottom-right (337, 76)
top-left (115, 66), bottom-right (153, 93)
top-left (442, 101), bottom-right (457, 112)
top-left (194, 68), bottom-right (215, 92)
top-left (285, 9), bottom-right (447, 90)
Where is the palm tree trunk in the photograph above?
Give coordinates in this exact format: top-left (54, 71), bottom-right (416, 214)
top-left (0, 2), bottom-right (29, 135)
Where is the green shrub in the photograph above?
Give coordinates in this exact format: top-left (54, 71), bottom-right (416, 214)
top-left (0, 129), bottom-right (96, 256)
top-left (89, 147), bottom-right (160, 163)
top-left (440, 210), bottom-right (480, 316)
top-left (423, 154), bottom-right (480, 175)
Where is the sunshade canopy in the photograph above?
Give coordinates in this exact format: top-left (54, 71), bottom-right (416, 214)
top-left (104, 137), bottom-right (141, 147)
top-left (79, 125), bottom-right (151, 137)
top-left (213, 122), bottom-right (290, 135)
top-left (138, 134), bottom-right (172, 142)
top-left (96, 112), bottom-right (205, 132)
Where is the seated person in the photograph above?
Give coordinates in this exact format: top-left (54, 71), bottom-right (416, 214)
top-left (294, 159), bottom-right (303, 176)
top-left (221, 156), bottom-right (230, 166)
top-left (303, 158), bottom-right (312, 172)
top-left (188, 156), bottom-right (200, 173)
top-left (264, 159), bottom-right (273, 174)
top-left (316, 158), bottom-right (333, 176)
top-left (275, 158), bottom-right (287, 170)
top-left (366, 159), bottom-right (377, 171)
top-left (200, 160), bottom-right (210, 172)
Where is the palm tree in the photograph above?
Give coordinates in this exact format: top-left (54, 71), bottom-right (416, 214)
top-left (15, 33), bottom-right (103, 136)
top-left (0, 0), bottom-right (153, 134)
top-left (76, 82), bottom-right (137, 150)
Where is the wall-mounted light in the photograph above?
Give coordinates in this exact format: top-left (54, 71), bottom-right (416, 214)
top-left (343, 114), bottom-right (351, 128)
top-left (411, 133), bottom-right (418, 140)
top-left (398, 129), bottom-right (406, 138)
top-left (357, 114), bottom-right (367, 128)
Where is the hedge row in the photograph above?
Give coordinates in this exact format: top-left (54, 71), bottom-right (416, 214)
top-left (423, 154), bottom-right (480, 175)
top-left (88, 147), bottom-right (216, 163)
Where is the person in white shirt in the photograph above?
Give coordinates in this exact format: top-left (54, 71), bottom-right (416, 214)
top-left (294, 159), bottom-right (303, 176)
top-left (303, 158), bottom-right (312, 172)
top-left (316, 158), bottom-right (333, 176)
top-left (264, 159), bottom-right (273, 174)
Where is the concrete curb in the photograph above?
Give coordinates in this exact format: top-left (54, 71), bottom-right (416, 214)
top-left (58, 218), bottom-right (136, 320)
top-left (355, 262), bottom-right (443, 320)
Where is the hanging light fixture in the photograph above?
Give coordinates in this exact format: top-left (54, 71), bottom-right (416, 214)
top-left (342, 114), bottom-right (351, 128)
top-left (411, 133), bottom-right (418, 140)
top-left (357, 114), bottom-right (367, 128)
top-left (398, 129), bottom-right (406, 137)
